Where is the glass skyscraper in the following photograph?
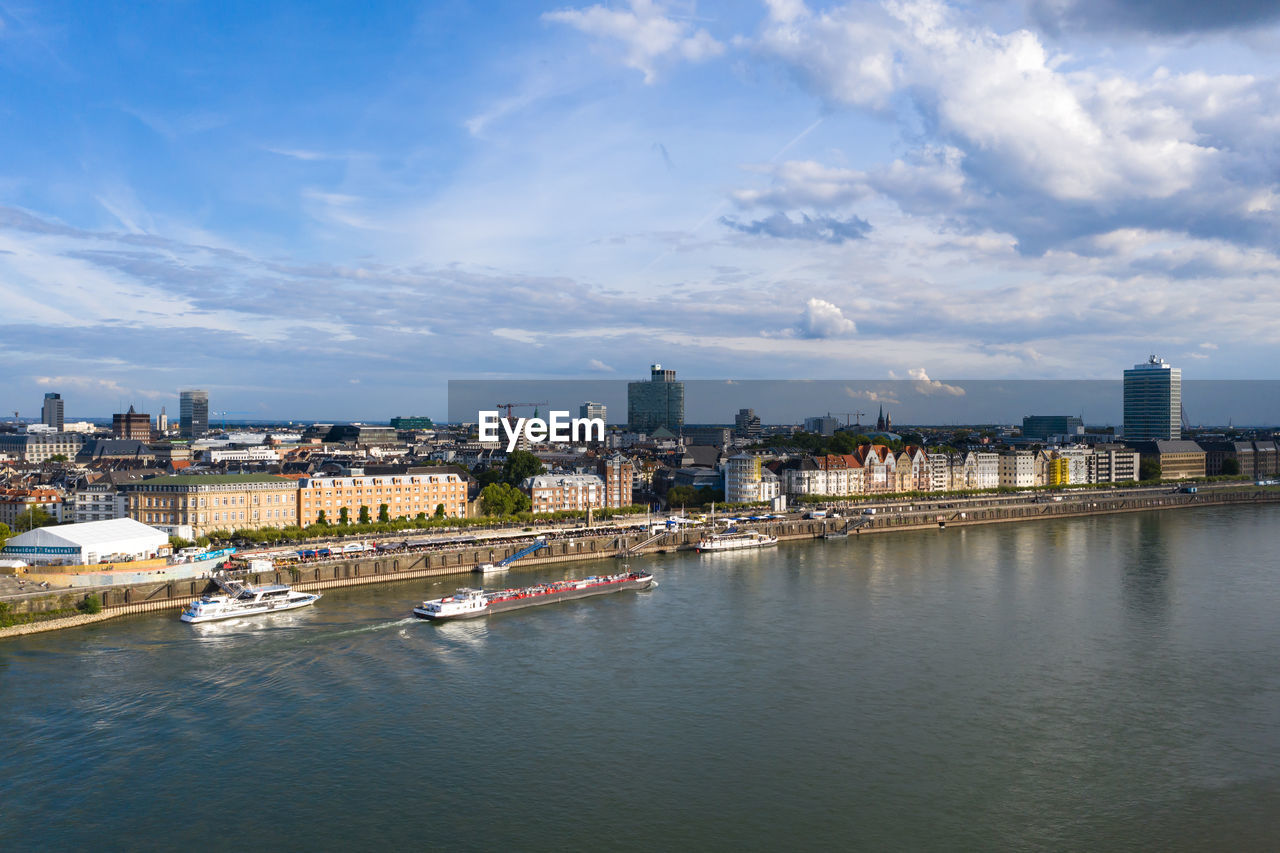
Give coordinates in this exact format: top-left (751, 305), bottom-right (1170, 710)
top-left (179, 389), bottom-right (209, 438)
top-left (1123, 356), bottom-right (1181, 440)
top-left (41, 392), bottom-right (63, 431)
top-left (627, 364), bottom-right (684, 433)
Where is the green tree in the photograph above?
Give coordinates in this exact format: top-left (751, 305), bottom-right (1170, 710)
top-left (0, 521), bottom-right (9, 549)
top-left (434, 504), bottom-right (446, 518)
top-left (481, 483), bottom-right (530, 516)
top-left (316, 509), bottom-right (329, 525)
top-left (77, 593), bottom-right (102, 614)
top-left (1139, 458), bottom-right (1162, 482)
top-left (474, 466), bottom-right (505, 488)
top-left (502, 450), bottom-right (545, 485)
top-left (1222, 457), bottom-right (1241, 476)
top-left (358, 505), bottom-right (371, 524)
top-left (13, 506), bottom-right (55, 532)
top-left (339, 507), bottom-right (350, 525)
top-left (378, 503), bottom-right (390, 523)
top-left (48, 453), bottom-right (69, 462)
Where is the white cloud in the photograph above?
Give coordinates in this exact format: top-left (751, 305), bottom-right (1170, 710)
top-left (800, 298), bottom-right (856, 338)
top-left (587, 358), bottom-right (615, 372)
top-left (544, 0), bottom-right (724, 83)
top-left (908, 367), bottom-right (965, 396)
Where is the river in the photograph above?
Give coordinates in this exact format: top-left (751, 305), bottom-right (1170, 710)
top-left (3, 505), bottom-right (1279, 851)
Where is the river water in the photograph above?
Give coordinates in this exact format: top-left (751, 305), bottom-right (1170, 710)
top-left (3, 505), bottom-right (1280, 851)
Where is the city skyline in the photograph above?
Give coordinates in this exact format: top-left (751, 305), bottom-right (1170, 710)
top-left (5, 1), bottom-right (1280, 419)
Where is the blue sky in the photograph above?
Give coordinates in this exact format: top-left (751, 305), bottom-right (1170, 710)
top-left (4, 0), bottom-right (1280, 420)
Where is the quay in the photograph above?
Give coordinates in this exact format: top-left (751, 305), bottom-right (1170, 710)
top-left (3, 485), bottom-right (1279, 638)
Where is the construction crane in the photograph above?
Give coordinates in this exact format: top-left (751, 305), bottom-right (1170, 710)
top-left (495, 401), bottom-right (549, 419)
top-left (832, 411), bottom-right (865, 428)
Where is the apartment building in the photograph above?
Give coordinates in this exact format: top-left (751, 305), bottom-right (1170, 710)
top-left (522, 473), bottom-right (605, 513)
top-left (297, 470), bottom-right (468, 525)
top-left (126, 474), bottom-right (299, 535)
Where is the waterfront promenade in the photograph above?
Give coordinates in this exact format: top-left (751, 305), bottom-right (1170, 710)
top-left (3, 483), bottom-right (1277, 638)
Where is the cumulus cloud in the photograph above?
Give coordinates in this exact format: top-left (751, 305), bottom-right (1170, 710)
top-left (544, 0), bottom-right (724, 83)
top-left (745, 0), bottom-right (1280, 254)
top-left (800, 298), bottom-right (856, 338)
top-left (845, 386), bottom-right (900, 405)
top-left (908, 367), bottom-right (966, 396)
top-left (587, 358), bottom-right (615, 372)
top-left (720, 211), bottom-right (871, 243)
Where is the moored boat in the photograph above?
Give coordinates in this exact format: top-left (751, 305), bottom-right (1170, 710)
top-left (413, 570), bottom-right (654, 621)
top-left (695, 529), bottom-right (778, 552)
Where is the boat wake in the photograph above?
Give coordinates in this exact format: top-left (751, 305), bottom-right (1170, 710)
top-left (322, 617), bottom-right (418, 639)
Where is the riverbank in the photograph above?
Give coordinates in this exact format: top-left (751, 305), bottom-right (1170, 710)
top-left (4, 484), bottom-right (1278, 639)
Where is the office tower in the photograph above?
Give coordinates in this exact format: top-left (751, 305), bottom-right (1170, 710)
top-left (41, 392), bottom-right (64, 431)
top-left (1123, 356), bottom-right (1181, 440)
top-left (180, 389), bottom-right (209, 438)
top-left (735, 408), bottom-right (762, 438)
top-left (627, 364), bottom-right (684, 433)
top-left (1022, 415), bottom-right (1084, 441)
top-left (112, 405), bottom-right (152, 440)
top-left (579, 401), bottom-right (607, 422)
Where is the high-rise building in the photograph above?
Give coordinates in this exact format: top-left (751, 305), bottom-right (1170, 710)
top-left (1123, 356), bottom-right (1181, 440)
top-left (157, 406), bottom-right (169, 433)
top-left (179, 389), bottom-right (209, 438)
top-left (804, 415), bottom-right (839, 436)
top-left (41, 392), bottom-right (64, 431)
top-left (734, 408), bottom-right (762, 438)
top-left (627, 364), bottom-right (684, 433)
top-left (1022, 415), bottom-right (1084, 441)
top-left (579, 401), bottom-right (607, 423)
top-left (112, 405), bottom-right (152, 440)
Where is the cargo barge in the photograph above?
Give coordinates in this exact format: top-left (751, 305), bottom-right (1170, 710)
top-left (412, 570), bottom-right (654, 621)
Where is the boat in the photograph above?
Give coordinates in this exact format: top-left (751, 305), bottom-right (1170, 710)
top-left (180, 578), bottom-right (321, 623)
top-left (413, 570), bottom-right (654, 621)
top-left (695, 529), bottom-right (779, 552)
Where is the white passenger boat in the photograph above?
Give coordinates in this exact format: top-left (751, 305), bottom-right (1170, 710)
top-left (181, 580), bottom-right (320, 623)
top-left (694, 529), bottom-right (779, 552)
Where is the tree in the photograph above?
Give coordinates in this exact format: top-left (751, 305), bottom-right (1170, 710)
top-left (339, 507), bottom-right (350, 525)
top-left (358, 505), bottom-right (371, 524)
top-left (77, 593), bottom-right (102, 615)
top-left (1222, 457), bottom-right (1241, 476)
top-left (13, 506), bottom-right (54, 533)
top-left (378, 504), bottom-right (390, 523)
top-left (502, 450), bottom-right (545, 486)
top-left (1139, 458), bottom-right (1162, 482)
top-left (0, 521), bottom-right (9, 549)
top-left (317, 509), bottom-right (329, 525)
top-left (481, 483), bottom-right (529, 516)
top-left (48, 454), bottom-right (69, 463)
top-left (434, 504), bottom-right (446, 518)
top-left (474, 466), bottom-right (505, 488)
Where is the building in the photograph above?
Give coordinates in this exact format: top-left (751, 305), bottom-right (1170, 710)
top-left (1129, 440), bottom-right (1206, 480)
top-left (297, 469), bottom-right (467, 525)
top-left (112, 405), bottom-right (152, 440)
top-left (1123, 356), bottom-right (1181, 440)
top-left (41, 392), bottom-right (64, 431)
top-left (627, 363), bottom-right (685, 433)
top-left (324, 424), bottom-right (399, 445)
top-left (596, 455), bottom-right (634, 508)
top-left (999, 451), bottom-right (1036, 488)
top-left (1, 519), bottom-right (168, 567)
top-left (125, 474), bottom-right (299, 535)
top-left (67, 471), bottom-right (163, 524)
top-left (1091, 444), bottom-right (1140, 483)
top-left (0, 488), bottom-right (64, 527)
top-left (204, 446), bottom-right (281, 464)
top-left (390, 416), bottom-right (434, 430)
top-left (1022, 415), bottom-right (1083, 441)
top-left (579, 402), bottom-right (607, 423)
top-left (683, 427), bottom-right (733, 447)
top-left (0, 432), bottom-right (87, 463)
top-left (521, 473), bottom-right (605, 513)
top-left (157, 406), bottom-right (169, 433)
top-left (734, 408), bottom-right (763, 439)
top-left (803, 415), bottom-right (840, 436)
top-left (722, 453), bottom-right (781, 503)
top-left (180, 390), bottom-right (209, 438)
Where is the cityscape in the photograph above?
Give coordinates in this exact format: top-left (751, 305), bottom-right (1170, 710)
top-left (5, 2), bottom-right (1280, 850)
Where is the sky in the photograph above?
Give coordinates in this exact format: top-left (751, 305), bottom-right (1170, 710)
top-left (3, 0), bottom-right (1280, 421)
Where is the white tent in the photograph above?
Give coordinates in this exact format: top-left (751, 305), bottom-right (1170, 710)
top-left (2, 518), bottom-right (168, 565)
